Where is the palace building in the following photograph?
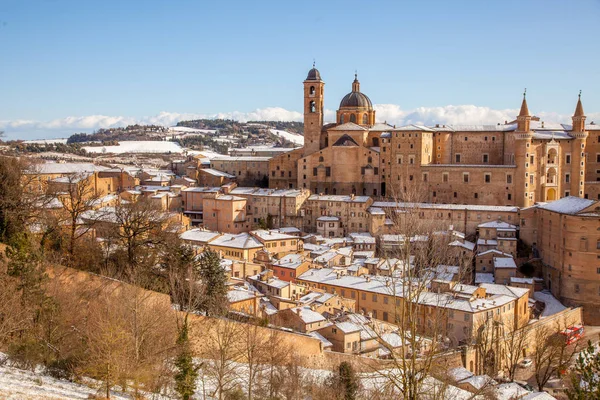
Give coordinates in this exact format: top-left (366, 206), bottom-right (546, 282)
top-left (269, 67), bottom-right (600, 207)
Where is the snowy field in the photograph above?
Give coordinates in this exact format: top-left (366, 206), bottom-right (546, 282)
top-left (83, 141), bottom-right (184, 154)
top-left (169, 126), bottom-right (217, 134)
top-left (23, 138), bottom-right (68, 145)
top-left (269, 129), bottom-right (304, 145)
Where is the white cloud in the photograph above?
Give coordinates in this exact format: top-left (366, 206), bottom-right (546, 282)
top-left (2, 105), bottom-right (598, 141)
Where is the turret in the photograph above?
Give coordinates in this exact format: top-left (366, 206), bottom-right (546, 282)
top-left (572, 91), bottom-right (586, 133)
top-left (516, 89), bottom-right (531, 133)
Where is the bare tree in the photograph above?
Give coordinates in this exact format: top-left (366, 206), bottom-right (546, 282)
top-left (239, 322), bottom-right (271, 400)
top-left (80, 291), bottom-right (129, 399)
top-left (110, 197), bottom-right (173, 274)
top-left (200, 317), bottom-right (243, 400)
top-left (48, 172), bottom-right (103, 262)
top-left (369, 184), bottom-right (473, 400)
top-left (502, 322), bottom-right (530, 381)
top-left (532, 323), bottom-right (580, 391)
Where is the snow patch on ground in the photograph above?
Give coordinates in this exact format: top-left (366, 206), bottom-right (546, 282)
top-left (534, 290), bottom-right (567, 317)
top-left (83, 141), bottom-right (184, 154)
top-left (269, 129), bottom-right (304, 145)
top-left (0, 363), bottom-right (133, 399)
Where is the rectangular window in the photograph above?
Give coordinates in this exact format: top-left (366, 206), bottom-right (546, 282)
top-left (482, 154), bottom-right (489, 163)
top-left (566, 154), bottom-right (571, 164)
top-left (463, 173), bottom-right (469, 183)
top-left (422, 173), bottom-right (428, 182)
top-left (507, 174), bottom-right (512, 184)
top-left (484, 173), bottom-right (491, 183)
top-left (443, 173), bottom-right (449, 183)
top-left (455, 154), bottom-right (461, 163)
top-left (313, 168), bottom-right (317, 176)
top-left (565, 173), bottom-right (570, 183)
top-left (325, 167), bottom-right (331, 177)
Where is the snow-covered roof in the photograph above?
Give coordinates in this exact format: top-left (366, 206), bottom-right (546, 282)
top-left (308, 331), bottom-right (333, 348)
top-left (290, 306), bottom-right (326, 324)
top-left (494, 257), bottom-right (517, 269)
top-left (372, 201), bottom-right (518, 213)
top-left (317, 216), bottom-right (340, 222)
top-left (533, 291), bottom-right (567, 317)
top-left (478, 221), bottom-right (517, 229)
top-left (510, 277), bottom-right (534, 285)
top-left (459, 374), bottom-right (496, 390)
top-left (227, 288), bottom-right (258, 303)
top-left (449, 240), bottom-right (475, 251)
top-left (367, 206), bottom-right (386, 215)
top-left (182, 186), bottom-right (221, 193)
top-left (180, 229), bottom-right (221, 244)
top-left (29, 162), bottom-right (108, 175)
top-left (477, 249), bottom-right (512, 257)
top-left (211, 156), bottom-right (271, 162)
top-left (272, 254), bottom-right (305, 269)
top-left (308, 194), bottom-right (371, 203)
top-left (210, 233), bottom-right (264, 249)
top-left (480, 283), bottom-right (530, 298)
top-left (494, 382), bottom-right (531, 400)
top-left (475, 273), bottom-right (495, 284)
top-left (349, 232), bottom-right (376, 244)
top-left (334, 321), bottom-right (362, 334)
top-left (448, 366), bottom-right (474, 382)
top-left (329, 122), bottom-right (367, 131)
top-left (200, 168), bottom-right (236, 178)
top-left (537, 196), bottom-right (597, 215)
top-left (251, 229), bottom-right (298, 242)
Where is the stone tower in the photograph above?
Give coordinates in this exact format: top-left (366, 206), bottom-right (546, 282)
top-left (303, 65), bottom-right (324, 156)
top-left (514, 91), bottom-right (534, 207)
top-left (570, 92), bottom-right (588, 197)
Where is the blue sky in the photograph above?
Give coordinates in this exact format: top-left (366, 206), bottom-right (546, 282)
top-left (1, 0), bottom-right (599, 139)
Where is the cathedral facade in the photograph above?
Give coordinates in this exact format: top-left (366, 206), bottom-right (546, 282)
top-left (268, 67), bottom-right (600, 207)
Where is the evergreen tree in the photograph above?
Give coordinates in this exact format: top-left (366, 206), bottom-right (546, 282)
top-left (197, 249), bottom-right (228, 316)
top-left (174, 321), bottom-right (199, 400)
top-left (327, 361), bottom-right (359, 400)
top-left (567, 340), bottom-right (600, 399)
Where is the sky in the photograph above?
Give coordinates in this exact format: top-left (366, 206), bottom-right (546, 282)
top-left (1, 0), bottom-right (600, 140)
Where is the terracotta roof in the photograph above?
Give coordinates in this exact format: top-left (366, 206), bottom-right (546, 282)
top-left (519, 96), bottom-right (530, 117)
top-left (574, 96), bottom-right (584, 117)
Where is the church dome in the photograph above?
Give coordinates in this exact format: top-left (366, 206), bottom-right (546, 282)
top-left (339, 75), bottom-right (372, 109)
top-left (339, 91), bottom-right (372, 108)
top-left (306, 67), bottom-right (321, 81)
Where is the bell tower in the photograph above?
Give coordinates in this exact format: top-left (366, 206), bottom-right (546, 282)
top-left (303, 64), bottom-right (324, 156)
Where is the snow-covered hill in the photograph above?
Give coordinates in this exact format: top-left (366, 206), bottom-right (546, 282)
top-left (269, 129), bottom-right (304, 145)
top-left (83, 140), bottom-right (184, 154)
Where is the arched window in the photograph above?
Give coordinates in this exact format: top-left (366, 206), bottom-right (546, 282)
top-left (309, 101), bottom-right (315, 113)
top-left (350, 114), bottom-right (356, 123)
top-left (319, 156), bottom-right (324, 162)
top-left (368, 156), bottom-right (372, 164)
top-left (340, 114), bottom-right (344, 124)
top-left (309, 86), bottom-right (315, 95)
top-left (363, 113), bottom-right (368, 124)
